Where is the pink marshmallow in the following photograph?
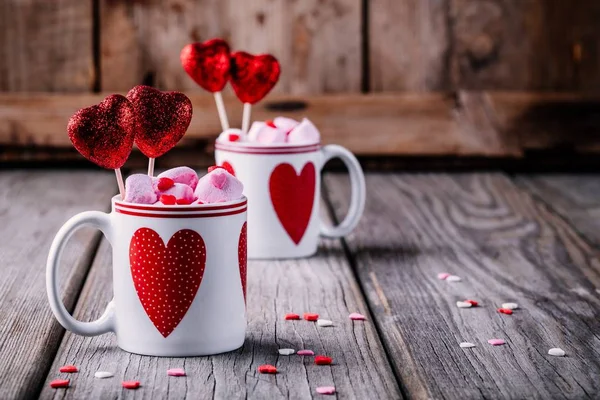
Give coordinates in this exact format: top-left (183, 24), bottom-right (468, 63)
top-left (218, 128), bottom-right (246, 143)
top-left (124, 174), bottom-right (158, 204)
top-left (273, 116), bottom-right (299, 133)
top-left (248, 121), bottom-right (286, 144)
top-left (157, 167), bottom-right (199, 190)
top-left (157, 182), bottom-right (195, 203)
top-left (287, 118), bottom-right (320, 144)
top-left (194, 169), bottom-right (243, 203)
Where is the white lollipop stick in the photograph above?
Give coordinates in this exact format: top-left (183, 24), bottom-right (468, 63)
top-left (147, 157), bottom-right (155, 177)
top-left (242, 102), bottom-right (251, 133)
top-left (213, 92), bottom-right (229, 131)
top-left (115, 168), bottom-right (125, 199)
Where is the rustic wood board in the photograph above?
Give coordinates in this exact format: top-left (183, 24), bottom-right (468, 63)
top-left (40, 205), bottom-right (401, 399)
top-left (100, 0), bottom-right (362, 93)
top-left (325, 173), bottom-right (600, 399)
top-left (0, 0), bottom-right (94, 92)
top-left (0, 171), bottom-right (115, 399)
top-left (516, 175), bottom-right (600, 247)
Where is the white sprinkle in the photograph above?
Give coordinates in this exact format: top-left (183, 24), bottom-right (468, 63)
top-left (94, 371), bottom-right (113, 379)
top-left (548, 348), bottom-right (565, 357)
top-left (317, 319), bottom-right (333, 327)
top-left (446, 275), bottom-right (461, 282)
top-left (437, 272), bottom-right (450, 280)
top-left (278, 348), bottom-right (295, 356)
top-left (460, 342), bottom-right (476, 348)
top-left (456, 301), bottom-right (472, 308)
top-left (501, 302), bottom-right (519, 310)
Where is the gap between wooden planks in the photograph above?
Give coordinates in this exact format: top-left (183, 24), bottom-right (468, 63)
top-left (1, 92), bottom-right (599, 158)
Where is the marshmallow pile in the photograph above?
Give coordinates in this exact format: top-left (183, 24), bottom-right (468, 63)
top-left (217, 117), bottom-right (320, 145)
top-left (124, 165), bottom-right (243, 205)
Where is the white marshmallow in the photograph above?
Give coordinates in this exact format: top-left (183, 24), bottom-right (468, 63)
top-left (287, 118), bottom-right (320, 144)
top-left (247, 121), bottom-right (286, 144)
top-left (218, 128), bottom-right (246, 143)
top-left (274, 116), bottom-right (300, 133)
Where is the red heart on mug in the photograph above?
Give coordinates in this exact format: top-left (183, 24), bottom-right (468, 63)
top-left (129, 228), bottom-right (206, 337)
top-left (67, 94), bottom-right (136, 169)
top-left (181, 38), bottom-right (231, 93)
top-left (238, 222), bottom-right (247, 303)
top-left (269, 163), bottom-right (316, 244)
top-left (230, 51), bottom-right (280, 104)
top-left (126, 85), bottom-right (193, 158)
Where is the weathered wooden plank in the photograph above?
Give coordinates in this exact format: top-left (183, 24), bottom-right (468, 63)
top-left (369, 0), bottom-right (451, 91)
top-left (516, 175), bottom-right (600, 247)
top-left (0, 0), bottom-right (94, 92)
top-left (325, 172), bottom-right (600, 399)
top-left (40, 204), bottom-right (401, 399)
top-left (0, 171), bottom-right (115, 399)
top-left (100, 0), bottom-right (361, 94)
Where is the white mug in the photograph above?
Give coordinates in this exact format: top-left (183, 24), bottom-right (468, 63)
top-left (46, 196), bottom-right (247, 357)
top-left (215, 142), bottom-right (365, 259)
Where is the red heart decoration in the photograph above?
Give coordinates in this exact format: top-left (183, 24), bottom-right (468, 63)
top-left (126, 85), bottom-right (193, 158)
top-left (238, 222), bottom-right (247, 303)
top-left (269, 163), bottom-right (316, 244)
top-left (67, 94), bottom-right (136, 169)
top-left (181, 39), bottom-right (231, 93)
top-left (129, 228), bottom-right (206, 337)
top-left (221, 161), bottom-right (235, 176)
top-left (230, 51), bottom-right (280, 104)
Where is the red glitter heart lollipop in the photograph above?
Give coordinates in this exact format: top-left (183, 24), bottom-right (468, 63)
top-left (126, 85), bottom-right (193, 158)
top-left (67, 94), bottom-right (136, 169)
top-left (181, 38), bottom-right (231, 92)
top-left (230, 51), bottom-right (280, 104)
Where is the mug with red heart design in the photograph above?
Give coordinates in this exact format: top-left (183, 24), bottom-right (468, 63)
top-left (46, 197), bottom-right (247, 356)
top-left (215, 142), bottom-right (365, 259)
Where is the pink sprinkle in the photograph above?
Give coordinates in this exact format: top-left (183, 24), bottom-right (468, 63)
top-left (316, 386), bottom-right (336, 395)
top-left (297, 350), bottom-right (314, 356)
top-left (488, 339), bottom-right (506, 346)
top-left (167, 368), bottom-right (186, 376)
top-left (349, 313), bottom-right (366, 321)
top-left (437, 272), bottom-right (450, 280)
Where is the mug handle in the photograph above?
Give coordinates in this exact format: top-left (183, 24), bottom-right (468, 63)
top-left (46, 211), bottom-right (115, 336)
top-left (319, 144), bottom-right (366, 238)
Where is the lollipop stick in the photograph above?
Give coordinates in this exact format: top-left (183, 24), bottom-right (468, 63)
top-left (147, 158), bottom-right (155, 177)
top-left (115, 168), bottom-right (125, 199)
top-left (242, 102), bottom-right (251, 133)
top-left (213, 91), bottom-right (229, 131)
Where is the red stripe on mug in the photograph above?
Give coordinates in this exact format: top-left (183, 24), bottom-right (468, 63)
top-left (115, 199), bottom-right (247, 212)
top-left (215, 143), bottom-right (320, 155)
top-left (115, 207), bottom-right (247, 218)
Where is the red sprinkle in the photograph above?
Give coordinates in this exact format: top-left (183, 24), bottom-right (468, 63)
top-left (265, 120), bottom-right (277, 128)
top-left (285, 313), bottom-right (300, 320)
top-left (315, 355), bottom-right (333, 365)
top-left (228, 133), bottom-right (240, 142)
top-left (304, 313), bottom-right (319, 321)
top-left (59, 365), bottom-right (78, 373)
top-left (160, 194), bottom-right (176, 205)
top-left (258, 364), bottom-right (277, 374)
top-left (465, 300), bottom-right (478, 307)
top-left (122, 380), bottom-right (141, 389)
top-left (157, 177), bottom-right (175, 191)
top-left (50, 379), bottom-right (69, 388)
top-left (208, 165), bottom-right (223, 173)
top-left (176, 198), bottom-right (192, 205)
top-left (497, 308), bottom-right (513, 315)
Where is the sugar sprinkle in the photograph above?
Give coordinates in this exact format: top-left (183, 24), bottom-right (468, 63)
top-left (460, 342), bottom-right (476, 348)
top-left (548, 348), bottom-right (566, 357)
top-left (317, 319), bottom-right (333, 327)
top-left (278, 348), bottom-right (295, 356)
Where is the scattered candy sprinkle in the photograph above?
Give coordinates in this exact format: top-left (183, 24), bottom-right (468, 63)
top-left (297, 350), bottom-right (315, 356)
top-left (265, 120), bottom-right (277, 128)
top-left (497, 308), bottom-right (513, 315)
top-left (488, 339), bottom-right (506, 346)
top-left (50, 379), bottom-right (69, 388)
top-left (94, 371), bottom-right (113, 379)
top-left (229, 133), bottom-right (240, 142)
top-left (176, 198), bottom-right (192, 205)
top-left (460, 342), bottom-right (476, 348)
top-left (285, 313), bottom-right (300, 320)
top-left (437, 273), bottom-right (450, 280)
top-left (258, 364), bottom-right (277, 374)
top-left (446, 275), bottom-right (462, 282)
top-left (304, 313), bottom-right (319, 321)
top-left (349, 313), bottom-right (366, 320)
top-left (456, 301), bottom-right (472, 308)
top-left (167, 368), bottom-right (186, 376)
top-left (317, 319), bottom-right (333, 327)
top-left (59, 365), bottom-right (78, 373)
top-left (122, 380), bottom-right (141, 389)
top-left (278, 348), bottom-right (295, 356)
top-left (157, 177), bottom-right (175, 191)
top-left (315, 355), bottom-right (333, 365)
top-left (316, 386), bottom-right (336, 395)
top-left (502, 302), bottom-right (519, 310)
top-left (159, 194), bottom-right (177, 205)
top-left (548, 348), bottom-right (566, 357)
top-left (465, 300), bottom-right (478, 307)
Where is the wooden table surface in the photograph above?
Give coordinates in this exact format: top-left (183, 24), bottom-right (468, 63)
top-left (2, 170), bottom-right (600, 399)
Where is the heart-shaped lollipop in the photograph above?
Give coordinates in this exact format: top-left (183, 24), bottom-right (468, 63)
top-left (181, 38), bottom-right (231, 93)
top-left (230, 51), bottom-right (280, 104)
top-left (67, 94), bottom-right (136, 169)
top-left (126, 85), bottom-right (193, 159)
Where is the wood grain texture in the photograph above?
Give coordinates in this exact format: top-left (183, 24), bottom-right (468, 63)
top-left (100, 0), bottom-right (361, 94)
top-left (325, 173), bottom-right (600, 399)
top-left (40, 205), bottom-right (401, 399)
top-left (0, 0), bottom-right (94, 92)
top-left (369, 0), bottom-right (451, 91)
top-left (0, 171), bottom-right (115, 400)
